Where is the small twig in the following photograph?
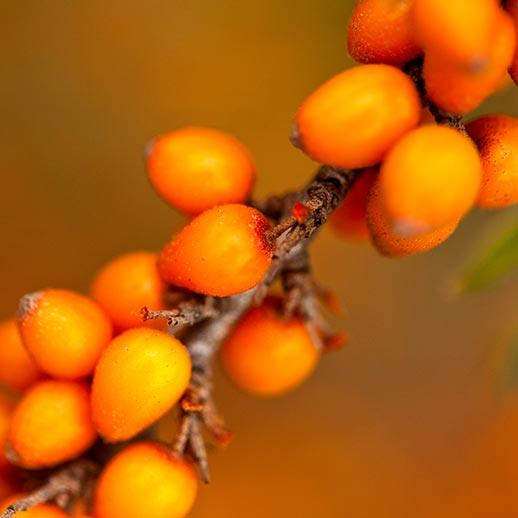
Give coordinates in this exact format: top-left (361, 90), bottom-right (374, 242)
top-left (281, 248), bottom-right (331, 351)
top-left (141, 297), bottom-right (219, 330)
top-left (255, 166), bottom-right (359, 304)
top-left (0, 460), bottom-right (97, 518)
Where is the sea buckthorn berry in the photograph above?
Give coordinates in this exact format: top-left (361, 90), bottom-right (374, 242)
top-left (367, 180), bottom-right (459, 257)
top-left (466, 114), bottom-right (518, 208)
top-left (1, 494), bottom-right (69, 518)
top-left (330, 168), bottom-right (378, 242)
top-left (6, 380), bottom-right (96, 469)
top-left (221, 297), bottom-right (319, 397)
top-left (507, 0), bottom-right (518, 84)
top-left (0, 319), bottom-right (42, 391)
top-left (379, 125), bottom-right (481, 232)
top-left (90, 251), bottom-right (167, 331)
top-left (158, 204), bottom-right (273, 297)
top-left (91, 328), bottom-right (191, 442)
top-left (293, 64), bottom-right (420, 169)
top-left (423, 10), bottom-right (516, 114)
top-left (147, 127), bottom-right (255, 216)
top-left (413, 0), bottom-right (500, 68)
top-left (18, 289), bottom-right (112, 380)
top-left (94, 441), bottom-right (197, 518)
top-left (347, 0), bottom-right (421, 66)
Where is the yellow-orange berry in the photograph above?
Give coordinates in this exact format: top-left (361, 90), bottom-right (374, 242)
top-left (147, 127), bottom-right (255, 216)
top-left (0, 319), bottom-right (42, 391)
top-left (90, 251), bottom-right (167, 332)
top-left (1, 494), bottom-right (68, 518)
top-left (367, 180), bottom-right (459, 257)
top-left (293, 64), bottom-right (420, 168)
top-left (6, 380), bottom-right (96, 469)
top-left (94, 441), bottom-right (197, 518)
top-left (347, 0), bottom-right (421, 65)
top-left (329, 168), bottom-right (378, 242)
top-left (221, 297), bottom-right (319, 397)
top-left (413, 0), bottom-right (501, 68)
top-left (158, 204), bottom-right (273, 297)
top-left (91, 328), bottom-right (191, 442)
top-left (466, 114), bottom-right (518, 208)
top-left (509, 0), bottom-right (518, 83)
top-left (18, 289), bottom-right (112, 380)
top-left (379, 125), bottom-right (481, 232)
top-left (423, 10), bottom-right (516, 114)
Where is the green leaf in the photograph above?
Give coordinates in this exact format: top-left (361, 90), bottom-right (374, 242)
top-left (457, 222), bottom-right (518, 294)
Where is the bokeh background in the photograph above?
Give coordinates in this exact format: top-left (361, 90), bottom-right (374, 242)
top-left (1, 1), bottom-right (517, 516)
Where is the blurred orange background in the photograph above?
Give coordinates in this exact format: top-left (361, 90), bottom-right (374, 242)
top-left (1, 1), bottom-right (517, 516)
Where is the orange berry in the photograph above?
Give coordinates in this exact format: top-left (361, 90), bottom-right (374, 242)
top-left (423, 10), bottom-right (516, 114)
top-left (1, 494), bottom-right (68, 518)
top-left (6, 380), bottom-right (96, 469)
top-left (347, 0), bottom-right (421, 66)
top-left (91, 328), bottom-right (191, 442)
top-left (0, 319), bottom-right (41, 391)
top-left (293, 64), bottom-right (420, 168)
top-left (90, 251), bottom-right (167, 332)
top-left (94, 441), bottom-right (197, 518)
top-left (413, 0), bottom-right (501, 68)
top-left (466, 114), bottom-right (518, 208)
top-left (147, 127), bottom-right (255, 216)
top-left (507, 0), bottom-right (518, 84)
top-left (158, 204), bottom-right (273, 297)
top-left (379, 125), bottom-right (481, 232)
top-left (367, 180), bottom-right (459, 257)
top-left (330, 168), bottom-right (378, 242)
top-left (220, 297), bottom-right (319, 397)
top-left (18, 289), bottom-right (112, 380)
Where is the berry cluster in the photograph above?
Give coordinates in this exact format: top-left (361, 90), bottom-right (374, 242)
top-left (325, 0), bottom-right (518, 255)
top-left (0, 1), bottom-right (517, 517)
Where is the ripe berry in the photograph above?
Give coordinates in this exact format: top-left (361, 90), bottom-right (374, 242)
top-left (158, 204), bottom-right (273, 297)
top-left (347, 0), bottom-right (421, 66)
top-left (147, 127), bottom-right (255, 216)
top-left (221, 297), bottom-right (319, 397)
top-left (293, 64), bottom-right (420, 168)
top-left (94, 441), bottom-right (197, 518)
top-left (423, 10), bottom-right (516, 115)
top-left (379, 125), bottom-right (481, 232)
top-left (466, 114), bottom-right (518, 208)
top-left (90, 251), bottom-right (167, 331)
top-left (91, 328), bottom-right (191, 442)
top-left (367, 180), bottom-right (459, 257)
top-left (0, 495), bottom-right (68, 518)
top-left (6, 380), bottom-right (96, 469)
top-left (329, 168), bottom-right (378, 242)
top-left (18, 289), bottom-right (112, 380)
top-left (413, 0), bottom-right (501, 68)
top-left (0, 319), bottom-right (41, 391)
top-left (509, 0), bottom-right (518, 83)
